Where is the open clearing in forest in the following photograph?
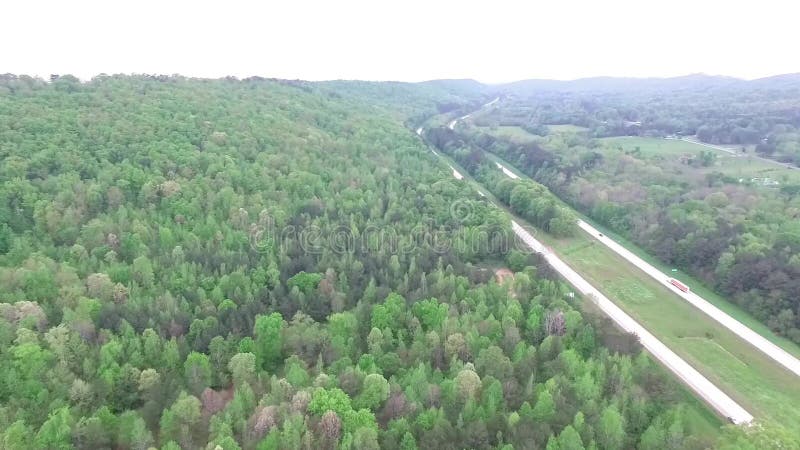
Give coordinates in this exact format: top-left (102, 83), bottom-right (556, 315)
top-left (601, 136), bottom-right (800, 183)
top-left (547, 124), bottom-right (589, 133)
top-left (602, 136), bottom-right (714, 158)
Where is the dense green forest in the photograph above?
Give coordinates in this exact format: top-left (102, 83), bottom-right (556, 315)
top-left (2, 75), bottom-right (774, 449)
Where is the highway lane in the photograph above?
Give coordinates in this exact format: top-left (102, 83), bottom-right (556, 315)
top-left (494, 162), bottom-right (519, 179)
top-left (447, 97), bottom-right (499, 130)
top-left (511, 221), bottom-right (754, 425)
top-left (577, 219), bottom-right (800, 378)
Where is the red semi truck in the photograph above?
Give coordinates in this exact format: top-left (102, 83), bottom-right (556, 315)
top-left (669, 278), bottom-right (690, 293)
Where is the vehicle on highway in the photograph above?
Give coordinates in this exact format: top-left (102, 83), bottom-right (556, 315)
top-left (669, 278), bottom-right (690, 293)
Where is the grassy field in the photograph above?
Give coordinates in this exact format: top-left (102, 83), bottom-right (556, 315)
top-left (601, 136), bottom-right (716, 158)
top-left (547, 124), bottom-right (589, 133)
top-left (600, 136), bottom-right (800, 183)
top-left (709, 155), bottom-right (800, 183)
top-left (562, 214), bottom-right (800, 360)
top-left (480, 150), bottom-right (800, 430)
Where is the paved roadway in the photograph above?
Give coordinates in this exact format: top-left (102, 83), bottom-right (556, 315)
top-left (448, 113), bottom-right (470, 130)
top-left (668, 137), bottom-right (739, 156)
top-left (577, 219), bottom-right (800, 378)
top-left (448, 97), bottom-right (499, 130)
top-left (511, 221), bottom-right (754, 425)
top-left (495, 162), bottom-right (520, 179)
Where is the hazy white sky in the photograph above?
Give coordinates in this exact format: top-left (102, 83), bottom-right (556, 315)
top-left (2, 0), bottom-right (798, 83)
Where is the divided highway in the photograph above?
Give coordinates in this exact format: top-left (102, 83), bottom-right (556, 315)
top-left (511, 221), bottom-right (754, 424)
top-left (577, 220), bottom-right (800, 378)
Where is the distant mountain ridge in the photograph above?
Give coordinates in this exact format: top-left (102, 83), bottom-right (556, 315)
top-left (418, 73), bottom-right (800, 95)
top-left (497, 74), bottom-right (732, 94)
top-left (418, 78), bottom-right (490, 96)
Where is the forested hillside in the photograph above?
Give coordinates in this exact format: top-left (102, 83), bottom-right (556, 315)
top-left (0, 75), bottom-right (745, 449)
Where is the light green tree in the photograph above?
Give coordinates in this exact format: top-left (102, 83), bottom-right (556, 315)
top-left (254, 313), bottom-right (284, 371)
top-left (184, 351), bottom-right (212, 395)
top-left (355, 373), bottom-right (389, 410)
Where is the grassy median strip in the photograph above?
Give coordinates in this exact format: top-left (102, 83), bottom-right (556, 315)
top-left (537, 227), bottom-right (800, 427)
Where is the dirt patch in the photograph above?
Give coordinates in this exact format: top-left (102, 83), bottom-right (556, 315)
top-left (201, 386), bottom-right (235, 416)
top-left (495, 268), bottom-right (515, 284)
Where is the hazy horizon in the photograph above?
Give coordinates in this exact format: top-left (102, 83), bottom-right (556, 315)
top-left (4, 0), bottom-right (799, 83)
top-left (6, 71), bottom-right (796, 85)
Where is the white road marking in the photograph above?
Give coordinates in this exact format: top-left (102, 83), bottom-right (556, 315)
top-left (495, 161), bottom-right (520, 179)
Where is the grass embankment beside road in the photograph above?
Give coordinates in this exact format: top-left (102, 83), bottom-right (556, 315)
top-left (483, 150), bottom-right (800, 429)
top-left (578, 297), bottom-right (723, 440)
